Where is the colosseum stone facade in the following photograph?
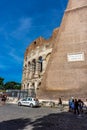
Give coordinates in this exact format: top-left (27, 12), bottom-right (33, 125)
top-left (22, 0), bottom-right (87, 101)
top-left (21, 28), bottom-right (59, 97)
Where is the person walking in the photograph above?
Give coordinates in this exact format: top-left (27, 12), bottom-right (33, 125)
top-left (69, 98), bottom-right (75, 112)
top-left (78, 99), bottom-right (84, 115)
top-left (58, 98), bottom-right (62, 105)
top-left (74, 99), bottom-right (79, 115)
top-left (1, 95), bottom-right (7, 105)
top-left (58, 98), bottom-right (63, 111)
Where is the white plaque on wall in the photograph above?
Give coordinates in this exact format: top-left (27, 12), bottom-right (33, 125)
top-left (67, 52), bottom-right (84, 62)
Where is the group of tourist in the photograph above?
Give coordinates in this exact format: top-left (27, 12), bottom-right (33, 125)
top-left (0, 94), bottom-right (7, 105)
top-left (57, 97), bottom-right (87, 115)
top-left (69, 97), bottom-right (87, 115)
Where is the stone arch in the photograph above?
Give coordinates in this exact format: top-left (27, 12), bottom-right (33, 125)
top-left (24, 64), bottom-right (27, 70)
top-left (32, 82), bottom-right (35, 87)
top-left (45, 53), bottom-right (51, 62)
top-left (38, 56), bottom-right (43, 72)
top-left (37, 82), bottom-right (41, 90)
top-left (27, 83), bottom-right (29, 89)
top-left (28, 61), bottom-right (31, 67)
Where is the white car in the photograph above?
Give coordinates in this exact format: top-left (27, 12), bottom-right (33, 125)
top-left (18, 97), bottom-right (39, 108)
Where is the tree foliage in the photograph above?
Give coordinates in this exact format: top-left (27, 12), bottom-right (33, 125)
top-left (4, 82), bottom-right (21, 90)
top-left (0, 77), bottom-right (4, 89)
top-left (0, 77), bottom-right (21, 90)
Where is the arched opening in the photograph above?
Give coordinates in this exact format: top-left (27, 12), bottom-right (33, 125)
top-left (38, 56), bottom-right (43, 72)
top-left (28, 61), bottom-right (31, 67)
top-left (25, 64), bottom-right (27, 68)
top-left (27, 83), bottom-right (29, 88)
top-left (37, 82), bottom-right (41, 90)
top-left (46, 53), bottom-right (51, 62)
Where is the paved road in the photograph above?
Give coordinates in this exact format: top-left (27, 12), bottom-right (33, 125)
top-left (0, 103), bottom-right (87, 130)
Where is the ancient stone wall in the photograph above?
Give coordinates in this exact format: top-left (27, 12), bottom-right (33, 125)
top-left (37, 0), bottom-right (87, 100)
top-left (21, 28), bottom-right (59, 97)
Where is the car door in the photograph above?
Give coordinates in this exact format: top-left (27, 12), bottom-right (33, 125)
top-left (25, 97), bottom-right (30, 106)
top-left (21, 98), bottom-right (27, 106)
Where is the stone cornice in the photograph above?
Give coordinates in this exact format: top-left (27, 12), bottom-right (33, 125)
top-left (65, 4), bottom-right (87, 13)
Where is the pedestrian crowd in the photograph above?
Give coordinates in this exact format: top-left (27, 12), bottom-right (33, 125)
top-left (69, 97), bottom-right (87, 116)
top-left (0, 94), bottom-right (7, 105)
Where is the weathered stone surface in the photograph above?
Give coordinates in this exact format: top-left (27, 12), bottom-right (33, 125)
top-left (24, 28), bottom-right (59, 57)
top-left (37, 0), bottom-right (87, 100)
top-left (22, 28), bottom-right (59, 95)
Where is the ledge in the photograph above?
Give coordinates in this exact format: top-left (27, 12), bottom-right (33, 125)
top-left (65, 4), bottom-right (87, 13)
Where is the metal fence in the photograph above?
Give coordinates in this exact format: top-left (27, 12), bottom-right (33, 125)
top-left (5, 90), bottom-right (28, 99)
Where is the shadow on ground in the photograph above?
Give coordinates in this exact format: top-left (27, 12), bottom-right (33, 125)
top-left (31, 112), bottom-right (87, 130)
top-left (0, 118), bottom-right (31, 130)
top-left (0, 112), bottom-right (87, 130)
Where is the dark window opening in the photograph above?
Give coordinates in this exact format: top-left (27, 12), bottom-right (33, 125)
top-left (27, 83), bottom-right (29, 87)
top-left (34, 41), bottom-right (36, 45)
top-left (38, 56), bottom-right (43, 72)
top-left (28, 61), bottom-right (30, 66)
top-left (32, 59), bottom-right (36, 73)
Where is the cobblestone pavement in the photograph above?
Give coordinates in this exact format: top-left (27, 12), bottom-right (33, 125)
top-left (0, 103), bottom-right (87, 130)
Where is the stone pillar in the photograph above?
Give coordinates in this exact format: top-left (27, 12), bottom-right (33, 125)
top-left (26, 66), bottom-right (29, 80)
top-left (42, 56), bottom-right (47, 73)
top-left (34, 81), bottom-right (38, 97)
top-left (34, 59), bottom-right (39, 77)
top-left (29, 63), bottom-right (33, 79)
top-left (27, 65), bottom-right (30, 80)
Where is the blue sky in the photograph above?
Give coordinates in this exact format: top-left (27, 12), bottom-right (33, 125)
top-left (0, 0), bottom-right (68, 83)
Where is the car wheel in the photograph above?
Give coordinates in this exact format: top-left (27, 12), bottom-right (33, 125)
top-left (18, 102), bottom-right (21, 106)
top-left (30, 103), bottom-right (33, 108)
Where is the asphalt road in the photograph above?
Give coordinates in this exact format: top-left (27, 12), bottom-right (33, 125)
top-left (0, 103), bottom-right (87, 130)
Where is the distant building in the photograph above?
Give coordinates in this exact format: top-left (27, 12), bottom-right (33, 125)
top-left (21, 28), bottom-right (59, 97)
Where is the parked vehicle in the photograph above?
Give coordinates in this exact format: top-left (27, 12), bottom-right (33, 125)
top-left (18, 97), bottom-right (39, 108)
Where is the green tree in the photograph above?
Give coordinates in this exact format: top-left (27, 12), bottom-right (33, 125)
top-left (0, 77), bottom-right (4, 89)
top-left (14, 83), bottom-right (21, 90)
top-left (4, 81), bottom-right (21, 90)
